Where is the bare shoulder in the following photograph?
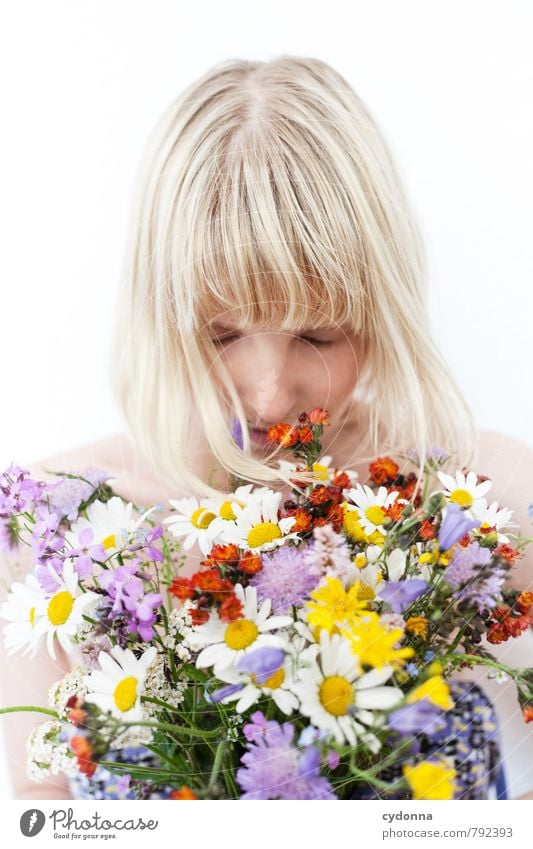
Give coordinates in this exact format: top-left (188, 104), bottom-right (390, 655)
top-left (26, 433), bottom-right (174, 510)
top-left (477, 429), bottom-right (533, 590)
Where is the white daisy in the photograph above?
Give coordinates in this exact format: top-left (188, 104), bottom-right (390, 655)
top-left (186, 584), bottom-right (292, 675)
top-left (213, 648), bottom-right (299, 715)
top-left (344, 484), bottom-right (405, 535)
top-left (66, 496), bottom-right (157, 556)
top-left (290, 631), bottom-right (403, 749)
top-left (162, 496), bottom-right (221, 556)
top-left (215, 490), bottom-right (300, 552)
top-left (278, 455), bottom-right (359, 487)
top-left (436, 469), bottom-right (492, 511)
top-left (470, 497), bottom-right (518, 544)
top-left (201, 484), bottom-right (271, 539)
top-left (0, 572), bottom-right (46, 658)
top-left (83, 645), bottom-right (158, 722)
top-left (31, 560), bottom-right (100, 660)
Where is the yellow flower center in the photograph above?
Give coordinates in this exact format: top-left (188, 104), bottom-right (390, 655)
top-left (101, 533), bottom-right (117, 550)
top-left (219, 500), bottom-right (240, 521)
top-left (365, 505), bottom-right (386, 526)
top-left (113, 676), bottom-right (138, 712)
top-left (224, 619), bottom-right (259, 650)
top-left (247, 522), bottom-right (282, 549)
top-left (191, 508), bottom-right (217, 529)
top-left (312, 462), bottom-right (330, 481)
top-left (449, 489), bottom-right (473, 508)
top-left (252, 668), bottom-right (285, 690)
top-left (29, 606), bottom-right (36, 627)
top-left (343, 508), bottom-right (368, 542)
top-left (319, 675), bottom-right (353, 716)
top-left (47, 591), bottom-right (74, 626)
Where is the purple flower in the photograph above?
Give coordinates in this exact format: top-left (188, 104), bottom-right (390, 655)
top-left (236, 647), bottom-right (285, 684)
top-left (445, 541), bottom-right (504, 613)
top-left (100, 562), bottom-right (163, 641)
top-left (230, 417), bottom-right (244, 450)
top-left (406, 446), bottom-right (450, 466)
top-left (0, 463), bottom-right (48, 519)
top-left (250, 544), bottom-right (321, 614)
top-left (211, 683), bottom-right (245, 703)
top-left (237, 711), bottom-right (337, 800)
top-left (387, 698), bottom-right (446, 736)
top-left (438, 503), bottom-right (480, 551)
top-left (46, 467), bottom-right (111, 521)
top-left (379, 579), bottom-right (429, 614)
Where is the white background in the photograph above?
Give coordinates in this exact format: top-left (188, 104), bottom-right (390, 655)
top-left (0, 0), bottom-right (532, 799)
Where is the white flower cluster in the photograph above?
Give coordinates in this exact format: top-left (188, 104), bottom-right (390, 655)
top-left (47, 666), bottom-right (88, 718)
top-left (26, 720), bottom-right (79, 783)
top-left (162, 603), bottom-right (194, 658)
top-left (144, 652), bottom-right (187, 712)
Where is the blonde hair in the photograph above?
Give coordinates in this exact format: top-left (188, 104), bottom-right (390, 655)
top-left (109, 55), bottom-right (479, 499)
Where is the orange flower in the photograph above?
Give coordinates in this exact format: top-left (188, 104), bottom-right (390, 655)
top-left (201, 543), bottom-right (240, 567)
top-left (419, 519), bottom-right (436, 540)
top-left (494, 543), bottom-right (521, 565)
top-left (193, 569), bottom-right (225, 593)
top-left (331, 470), bottom-right (350, 489)
top-left (298, 425), bottom-right (314, 444)
top-left (70, 735), bottom-right (97, 777)
top-left (169, 577), bottom-right (194, 600)
top-left (284, 507), bottom-right (313, 533)
top-left (219, 594), bottom-right (244, 622)
top-left (405, 616), bottom-right (428, 638)
top-left (522, 706), bottom-right (533, 723)
top-left (239, 550), bottom-right (263, 575)
top-left (384, 500), bottom-right (404, 523)
top-left (369, 456), bottom-right (399, 485)
top-left (170, 786), bottom-right (198, 799)
top-left (189, 607), bottom-right (209, 626)
top-left (308, 407), bottom-right (330, 425)
top-left (267, 423), bottom-right (299, 446)
top-left (516, 592), bottom-right (533, 615)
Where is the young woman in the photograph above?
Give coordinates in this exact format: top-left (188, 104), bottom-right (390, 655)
top-left (2, 55), bottom-right (532, 800)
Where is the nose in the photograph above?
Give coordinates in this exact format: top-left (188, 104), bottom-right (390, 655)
top-left (235, 334), bottom-right (298, 426)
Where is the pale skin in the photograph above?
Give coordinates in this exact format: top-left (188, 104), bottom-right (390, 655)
top-left (1, 324), bottom-right (532, 799)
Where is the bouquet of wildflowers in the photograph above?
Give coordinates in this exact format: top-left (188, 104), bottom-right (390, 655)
top-left (1, 408), bottom-right (533, 800)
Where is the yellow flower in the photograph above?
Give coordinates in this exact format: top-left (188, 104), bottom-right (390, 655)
top-left (403, 760), bottom-right (457, 800)
top-left (342, 617), bottom-right (414, 670)
top-left (342, 504), bottom-right (385, 546)
top-left (306, 577), bottom-right (370, 636)
top-left (405, 616), bottom-right (428, 638)
top-left (407, 675), bottom-right (454, 710)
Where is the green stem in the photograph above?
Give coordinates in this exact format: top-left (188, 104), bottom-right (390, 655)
top-left (208, 741), bottom-right (226, 790)
top-left (0, 705), bottom-right (59, 719)
top-left (113, 718), bottom-right (221, 738)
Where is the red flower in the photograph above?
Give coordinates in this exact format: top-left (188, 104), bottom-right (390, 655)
top-left (169, 577), bottom-right (194, 600)
top-left (516, 592), bottom-right (533, 615)
top-left (331, 470), bottom-right (350, 489)
top-left (283, 507), bottom-right (313, 533)
top-left (369, 456), bottom-right (399, 485)
top-left (384, 501), bottom-right (404, 523)
top-left (219, 594), bottom-right (244, 622)
top-left (487, 622), bottom-right (508, 644)
top-left (238, 550), bottom-right (263, 575)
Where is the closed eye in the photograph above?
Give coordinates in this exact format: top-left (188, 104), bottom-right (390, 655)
top-left (212, 334), bottom-right (335, 346)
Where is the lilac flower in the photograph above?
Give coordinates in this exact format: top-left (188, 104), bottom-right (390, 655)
top-left (406, 446), bottom-right (450, 466)
top-left (379, 579), bottom-right (429, 614)
top-left (387, 698), bottom-right (446, 736)
top-left (250, 544), bottom-right (321, 614)
top-left (230, 417), bottom-right (244, 450)
top-left (46, 467), bottom-right (111, 521)
top-left (0, 518), bottom-right (18, 553)
top-left (211, 683), bottom-right (245, 703)
top-left (125, 524), bottom-right (164, 562)
top-left (237, 711), bottom-right (337, 800)
top-left (445, 541), bottom-right (504, 613)
top-left (0, 463), bottom-right (48, 519)
top-left (438, 502), bottom-right (480, 551)
top-left (99, 562), bottom-right (163, 641)
top-left (236, 647), bottom-right (285, 684)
